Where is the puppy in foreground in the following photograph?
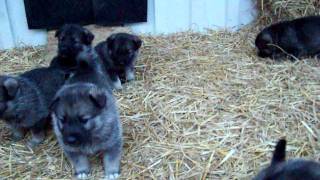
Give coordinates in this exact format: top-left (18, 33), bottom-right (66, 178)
top-left (0, 67), bottom-right (66, 147)
top-left (255, 16), bottom-right (320, 60)
top-left (253, 139), bottom-right (320, 180)
top-left (95, 33), bottom-right (142, 90)
top-left (49, 24), bottom-right (94, 73)
top-left (51, 47), bottom-right (122, 180)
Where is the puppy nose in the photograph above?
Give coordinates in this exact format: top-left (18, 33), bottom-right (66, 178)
top-left (66, 135), bottom-right (78, 144)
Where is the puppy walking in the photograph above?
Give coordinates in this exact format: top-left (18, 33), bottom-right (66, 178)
top-left (51, 47), bottom-right (122, 180)
top-left (95, 33), bottom-right (142, 90)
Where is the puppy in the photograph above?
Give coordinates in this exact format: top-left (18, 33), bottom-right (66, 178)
top-left (0, 67), bottom-right (66, 147)
top-left (51, 47), bottom-right (122, 180)
top-left (253, 139), bottom-right (320, 180)
top-left (255, 16), bottom-right (320, 60)
top-left (67, 45), bottom-right (113, 88)
top-left (95, 33), bottom-right (142, 90)
top-left (49, 24), bottom-right (94, 72)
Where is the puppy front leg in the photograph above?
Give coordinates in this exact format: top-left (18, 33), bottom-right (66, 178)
top-left (65, 151), bottom-right (90, 180)
top-left (109, 70), bottom-right (122, 90)
top-left (103, 144), bottom-right (122, 180)
top-left (125, 66), bottom-right (135, 81)
top-left (27, 128), bottom-right (45, 148)
top-left (8, 124), bottom-right (24, 141)
top-left (27, 118), bottom-right (48, 148)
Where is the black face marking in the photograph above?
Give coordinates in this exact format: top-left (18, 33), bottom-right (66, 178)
top-left (56, 24), bottom-right (94, 59)
top-left (107, 33), bottom-right (141, 67)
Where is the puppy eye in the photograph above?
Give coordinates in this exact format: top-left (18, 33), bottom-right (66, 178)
top-left (73, 38), bottom-right (80, 43)
top-left (79, 117), bottom-right (90, 124)
top-left (127, 50), bottom-right (133, 54)
top-left (59, 117), bottom-right (66, 124)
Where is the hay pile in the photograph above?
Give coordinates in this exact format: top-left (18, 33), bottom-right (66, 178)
top-left (0, 25), bottom-right (320, 179)
top-left (257, 0), bottom-right (320, 24)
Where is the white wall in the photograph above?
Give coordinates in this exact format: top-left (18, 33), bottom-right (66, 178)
top-left (0, 0), bottom-right (257, 49)
top-left (0, 0), bottom-right (47, 50)
top-left (0, 0), bottom-right (15, 49)
top-left (129, 0), bottom-right (257, 34)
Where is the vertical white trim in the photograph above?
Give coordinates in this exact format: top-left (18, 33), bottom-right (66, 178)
top-left (238, 0), bottom-right (257, 28)
top-left (129, 0), bottom-right (156, 34)
top-left (151, 0), bottom-right (156, 34)
top-left (154, 0), bottom-right (191, 34)
top-left (226, 0), bottom-right (241, 31)
top-left (0, 0), bottom-right (15, 49)
top-left (188, 0), bottom-right (192, 30)
top-left (6, 0), bottom-right (47, 47)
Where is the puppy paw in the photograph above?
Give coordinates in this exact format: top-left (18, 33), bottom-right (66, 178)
top-left (112, 80), bottom-right (122, 90)
top-left (104, 173), bottom-right (119, 180)
top-left (126, 71), bottom-right (135, 81)
top-left (11, 134), bottom-right (24, 142)
top-left (27, 140), bottom-right (40, 149)
top-left (27, 133), bottom-right (44, 148)
top-left (75, 172), bottom-right (89, 180)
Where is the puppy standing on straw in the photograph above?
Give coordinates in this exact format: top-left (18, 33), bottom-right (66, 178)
top-left (95, 33), bottom-right (142, 90)
top-left (51, 46), bottom-right (122, 180)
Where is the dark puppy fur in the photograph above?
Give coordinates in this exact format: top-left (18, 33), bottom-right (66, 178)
top-left (49, 24), bottom-right (94, 72)
top-left (0, 67), bottom-right (66, 147)
top-left (253, 139), bottom-right (320, 180)
top-left (67, 45), bottom-right (113, 89)
top-left (95, 33), bottom-right (142, 90)
top-left (255, 16), bottom-right (320, 60)
top-left (51, 47), bottom-right (122, 180)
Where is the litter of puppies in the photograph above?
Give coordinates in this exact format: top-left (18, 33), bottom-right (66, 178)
top-left (0, 6), bottom-right (320, 179)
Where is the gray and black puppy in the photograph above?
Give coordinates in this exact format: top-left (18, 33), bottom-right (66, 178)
top-left (255, 16), bottom-right (320, 60)
top-left (95, 33), bottom-right (142, 90)
top-left (51, 47), bottom-right (122, 180)
top-left (49, 24), bottom-right (94, 73)
top-left (253, 139), bottom-right (320, 180)
top-left (0, 67), bottom-right (66, 147)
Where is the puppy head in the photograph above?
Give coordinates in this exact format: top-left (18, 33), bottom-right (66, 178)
top-left (0, 76), bottom-right (19, 116)
top-left (253, 139), bottom-right (286, 180)
top-left (253, 139), bottom-right (320, 180)
top-left (255, 30), bottom-right (275, 58)
top-left (107, 33), bottom-right (142, 66)
top-left (55, 24), bottom-right (94, 58)
top-left (51, 83), bottom-right (106, 146)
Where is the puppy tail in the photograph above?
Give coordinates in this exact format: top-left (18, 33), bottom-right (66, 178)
top-left (271, 138), bottom-right (286, 165)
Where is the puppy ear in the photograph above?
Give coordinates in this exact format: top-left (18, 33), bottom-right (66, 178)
top-left (84, 29), bottom-right (94, 45)
top-left (55, 29), bottom-right (61, 38)
top-left (132, 35), bottom-right (142, 50)
top-left (271, 138), bottom-right (286, 165)
top-left (89, 88), bottom-right (106, 109)
top-left (3, 78), bottom-right (19, 98)
top-left (107, 34), bottom-right (116, 49)
top-left (49, 97), bottom-right (60, 112)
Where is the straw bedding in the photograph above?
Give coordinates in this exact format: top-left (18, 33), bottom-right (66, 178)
top-left (0, 25), bottom-right (320, 180)
top-left (257, 0), bottom-right (320, 24)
